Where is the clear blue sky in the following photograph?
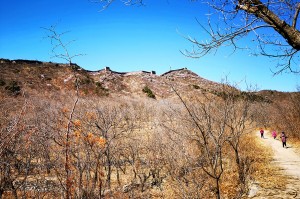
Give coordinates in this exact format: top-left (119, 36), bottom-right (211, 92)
top-left (0, 0), bottom-right (299, 92)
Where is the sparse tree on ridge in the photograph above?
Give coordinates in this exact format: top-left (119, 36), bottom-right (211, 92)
top-left (42, 25), bottom-right (83, 199)
top-left (42, 25), bottom-right (84, 66)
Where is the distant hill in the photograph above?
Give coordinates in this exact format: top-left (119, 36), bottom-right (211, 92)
top-left (0, 58), bottom-right (296, 101)
top-left (0, 58), bottom-right (223, 98)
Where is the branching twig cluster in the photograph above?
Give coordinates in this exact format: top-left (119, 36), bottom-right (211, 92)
top-left (42, 25), bottom-right (84, 66)
top-left (90, 0), bottom-right (145, 11)
top-left (182, 0), bottom-right (300, 74)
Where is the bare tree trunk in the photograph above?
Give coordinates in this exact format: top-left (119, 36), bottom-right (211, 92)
top-left (215, 177), bottom-right (221, 199)
top-left (65, 97), bottom-right (79, 199)
top-left (105, 149), bottom-right (112, 191)
top-left (237, 0), bottom-right (300, 50)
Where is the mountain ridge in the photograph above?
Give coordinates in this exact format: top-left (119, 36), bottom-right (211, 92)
top-left (0, 58), bottom-right (224, 98)
top-left (0, 58), bottom-right (294, 101)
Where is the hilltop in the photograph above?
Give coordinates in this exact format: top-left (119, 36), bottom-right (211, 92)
top-left (0, 58), bottom-right (227, 99)
top-left (0, 58), bottom-right (290, 100)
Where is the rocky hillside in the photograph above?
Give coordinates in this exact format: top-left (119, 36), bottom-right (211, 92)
top-left (0, 58), bottom-right (296, 102)
top-left (0, 58), bottom-right (229, 99)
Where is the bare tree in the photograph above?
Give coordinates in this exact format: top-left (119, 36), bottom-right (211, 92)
top-left (59, 99), bottom-right (140, 198)
top-left (43, 25), bottom-right (83, 199)
top-left (0, 98), bottom-right (29, 199)
top-left (161, 82), bottom-right (260, 198)
top-left (42, 24), bottom-right (84, 66)
top-left (162, 88), bottom-right (227, 199)
top-left (92, 0), bottom-right (300, 73)
top-left (0, 97), bottom-right (59, 198)
top-left (215, 84), bottom-right (259, 197)
top-left (181, 0), bottom-right (300, 74)
top-left (268, 91), bottom-right (300, 139)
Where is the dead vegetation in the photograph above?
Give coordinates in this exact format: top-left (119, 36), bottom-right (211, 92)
top-left (0, 60), bottom-right (299, 198)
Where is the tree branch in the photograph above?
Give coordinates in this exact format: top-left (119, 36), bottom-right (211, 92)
top-left (293, 2), bottom-right (300, 28)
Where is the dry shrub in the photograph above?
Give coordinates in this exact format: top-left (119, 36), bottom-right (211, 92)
top-left (221, 169), bottom-right (240, 198)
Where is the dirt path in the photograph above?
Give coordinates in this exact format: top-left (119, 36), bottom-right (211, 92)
top-left (249, 130), bottom-right (300, 198)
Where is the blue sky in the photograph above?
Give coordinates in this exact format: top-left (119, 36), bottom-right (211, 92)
top-left (0, 0), bottom-right (299, 92)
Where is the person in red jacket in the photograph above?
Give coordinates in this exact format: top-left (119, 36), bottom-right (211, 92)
top-left (280, 132), bottom-right (288, 148)
top-left (272, 130), bottom-right (277, 139)
top-left (260, 128), bottom-right (264, 138)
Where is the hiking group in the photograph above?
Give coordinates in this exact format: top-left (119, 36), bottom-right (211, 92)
top-left (260, 128), bottom-right (288, 148)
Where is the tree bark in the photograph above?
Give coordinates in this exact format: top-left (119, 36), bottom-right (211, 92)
top-left (238, 0), bottom-right (300, 50)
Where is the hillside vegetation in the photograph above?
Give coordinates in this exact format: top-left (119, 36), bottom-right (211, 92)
top-left (0, 59), bottom-right (299, 198)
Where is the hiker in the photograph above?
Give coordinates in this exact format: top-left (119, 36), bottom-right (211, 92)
top-left (260, 128), bottom-right (264, 138)
top-left (272, 130), bottom-right (277, 139)
top-left (280, 132), bottom-right (288, 148)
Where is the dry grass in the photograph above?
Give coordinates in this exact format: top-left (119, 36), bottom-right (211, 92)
top-left (288, 139), bottom-right (300, 155)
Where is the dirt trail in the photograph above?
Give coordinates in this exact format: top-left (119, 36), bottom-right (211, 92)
top-left (249, 130), bottom-right (300, 198)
